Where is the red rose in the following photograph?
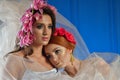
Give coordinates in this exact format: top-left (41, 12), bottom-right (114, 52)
top-left (65, 32), bottom-right (76, 44)
top-left (58, 28), bottom-right (65, 36)
top-left (53, 28), bottom-right (59, 36)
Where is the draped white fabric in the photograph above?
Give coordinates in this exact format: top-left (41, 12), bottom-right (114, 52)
top-left (0, 0), bottom-right (120, 80)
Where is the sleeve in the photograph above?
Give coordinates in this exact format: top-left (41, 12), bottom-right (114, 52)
top-left (90, 56), bottom-right (117, 80)
top-left (0, 54), bottom-right (26, 80)
top-left (93, 57), bottom-right (110, 75)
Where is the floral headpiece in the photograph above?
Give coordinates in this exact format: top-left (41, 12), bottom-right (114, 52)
top-left (17, 0), bottom-right (56, 47)
top-left (53, 27), bottom-right (76, 44)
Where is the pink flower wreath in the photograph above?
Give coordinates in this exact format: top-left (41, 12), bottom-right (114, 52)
top-left (17, 0), bottom-right (56, 47)
top-left (53, 27), bottom-right (76, 44)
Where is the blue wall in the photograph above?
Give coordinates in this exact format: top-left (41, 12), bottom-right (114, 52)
top-left (49, 0), bottom-right (120, 54)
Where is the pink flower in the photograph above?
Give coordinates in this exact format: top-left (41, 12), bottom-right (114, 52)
top-left (20, 35), bottom-right (29, 47)
top-left (39, 9), bottom-right (43, 14)
top-left (34, 12), bottom-right (42, 20)
top-left (19, 33), bottom-right (34, 47)
top-left (20, 9), bottom-right (32, 23)
top-left (33, 0), bottom-right (46, 10)
top-left (22, 23), bottom-right (29, 32)
top-left (29, 20), bottom-right (33, 33)
top-left (17, 30), bottom-right (24, 39)
top-left (33, 0), bottom-right (40, 10)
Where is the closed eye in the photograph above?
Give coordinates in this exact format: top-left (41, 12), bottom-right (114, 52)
top-left (46, 54), bottom-right (51, 59)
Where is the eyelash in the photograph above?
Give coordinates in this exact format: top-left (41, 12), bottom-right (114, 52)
top-left (46, 50), bottom-right (61, 59)
top-left (36, 24), bottom-right (52, 29)
top-left (55, 50), bottom-right (61, 54)
top-left (46, 55), bottom-right (51, 59)
top-left (37, 25), bottom-right (43, 29)
top-left (48, 26), bottom-right (52, 29)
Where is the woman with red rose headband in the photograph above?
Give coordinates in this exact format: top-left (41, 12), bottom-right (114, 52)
top-left (44, 27), bottom-right (120, 80)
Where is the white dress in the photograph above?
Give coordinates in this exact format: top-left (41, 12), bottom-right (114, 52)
top-left (61, 53), bottom-right (120, 80)
top-left (0, 54), bottom-right (62, 80)
top-left (0, 53), bottom-right (120, 80)
top-left (0, 54), bottom-right (74, 80)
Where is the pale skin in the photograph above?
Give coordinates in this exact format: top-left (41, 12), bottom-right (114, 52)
top-left (15, 14), bottom-right (53, 70)
top-left (45, 44), bottom-right (81, 77)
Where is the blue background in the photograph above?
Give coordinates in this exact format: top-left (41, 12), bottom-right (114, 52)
top-left (49, 0), bottom-right (120, 54)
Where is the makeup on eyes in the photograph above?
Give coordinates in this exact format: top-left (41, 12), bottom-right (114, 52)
top-left (53, 47), bottom-right (66, 56)
top-left (46, 47), bottom-right (61, 58)
top-left (35, 23), bottom-right (52, 29)
top-left (36, 24), bottom-right (43, 29)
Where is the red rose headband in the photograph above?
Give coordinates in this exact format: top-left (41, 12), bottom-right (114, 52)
top-left (17, 0), bottom-right (56, 47)
top-left (49, 27), bottom-right (76, 50)
top-left (54, 27), bottom-right (76, 44)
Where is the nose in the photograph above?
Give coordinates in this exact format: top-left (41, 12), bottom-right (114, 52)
top-left (51, 55), bottom-right (59, 64)
top-left (43, 26), bottom-right (47, 35)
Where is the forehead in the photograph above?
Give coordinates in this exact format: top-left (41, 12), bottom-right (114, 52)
top-left (45, 44), bottom-right (63, 52)
top-left (45, 44), bottom-right (59, 50)
top-left (34, 14), bottom-right (52, 25)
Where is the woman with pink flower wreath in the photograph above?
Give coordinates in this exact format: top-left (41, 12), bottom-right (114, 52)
top-left (0, 0), bottom-right (68, 80)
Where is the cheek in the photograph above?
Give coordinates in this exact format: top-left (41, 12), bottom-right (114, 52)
top-left (32, 32), bottom-right (42, 44)
top-left (49, 59), bottom-right (55, 64)
top-left (33, 30), bottom-right (42, 38)
top-left (60, 53), bottom-right (70, 63)
top-left (48, 29), bottom-right (52, 36)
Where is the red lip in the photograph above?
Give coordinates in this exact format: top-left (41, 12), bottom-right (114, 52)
top-left (56, 62), bottom-right (61, 66)
top-left (42, 37), bottom-right (49, 41)
top-left (56, 63), bottom-right (59, 65)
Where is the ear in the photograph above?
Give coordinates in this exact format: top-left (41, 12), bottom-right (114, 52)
top-left (66, 49), bottom-right (73, 54)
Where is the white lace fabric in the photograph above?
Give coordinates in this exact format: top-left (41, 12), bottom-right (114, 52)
top-left (61, 53), bottom-right (120, 80)
top-left (0, 54), bottom-right (62, 80)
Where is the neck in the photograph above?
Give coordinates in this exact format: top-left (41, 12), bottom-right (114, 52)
top-left (29, 45), bottom-right (53, 70)
top-left (31, 45), bottom-right (43, 57)
top-left (65, 58), bottom-right (81, 77)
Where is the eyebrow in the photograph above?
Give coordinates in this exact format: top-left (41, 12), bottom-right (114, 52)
top-left (53, 47), bottom-right (60, 52)
top-left (36, 22), bottom-right (52, 25)
top-left (45, 47), bottom-right (60, 55)
top-left (35, 23), bottom-right (43, 25)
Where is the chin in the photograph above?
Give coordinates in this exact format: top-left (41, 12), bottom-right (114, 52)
top-left (56, 64), bottom-right (65, 68)
top-left (42, 42), bottom-right (49, 45)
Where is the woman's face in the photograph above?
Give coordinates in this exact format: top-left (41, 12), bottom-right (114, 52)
top-left (32, 14), bottom-right (52, 46)
top-left (45, 44), bottom-right (71, 68)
